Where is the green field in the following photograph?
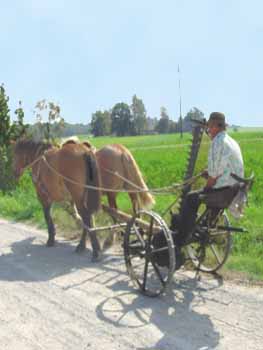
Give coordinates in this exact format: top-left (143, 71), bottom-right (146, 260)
top-left (0, 131), bottom-right (263, 280)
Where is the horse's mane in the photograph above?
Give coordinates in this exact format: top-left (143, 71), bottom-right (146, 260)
top-left (82, 141), bottom-right (92, 149)
top-left (61, 139), bottom-right (95, 152)
top-left (62, 140), bottom-right (78, 146)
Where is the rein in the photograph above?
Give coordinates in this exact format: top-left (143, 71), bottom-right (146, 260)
top-left (21, 154), bottom-right (45, 173)
top-left (41, 154), bottom-right (202, 195)
top-left (18, 146), bottom-right (202, 195)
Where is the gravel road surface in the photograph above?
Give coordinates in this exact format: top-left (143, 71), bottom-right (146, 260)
top-left (0, 219), bottom-right (262, 350)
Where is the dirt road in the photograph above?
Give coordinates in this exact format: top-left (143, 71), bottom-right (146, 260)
top-left (0, 218), bottom-right (262, 350)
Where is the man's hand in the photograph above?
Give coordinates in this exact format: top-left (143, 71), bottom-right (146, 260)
top-left (205, 176), bottom-right (217, 189)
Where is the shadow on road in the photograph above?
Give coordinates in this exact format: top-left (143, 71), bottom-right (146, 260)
top-left (96, 274), bottom-right (221, 350)
top-left (0, 233), bottom-right (221, 349)
top-left (0, 236), bottom-right (124, 282)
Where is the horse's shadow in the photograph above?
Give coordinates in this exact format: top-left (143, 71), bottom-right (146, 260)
top-left (0, 235), bottom-right (115, 283)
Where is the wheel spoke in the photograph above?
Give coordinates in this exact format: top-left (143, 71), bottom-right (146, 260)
top-left (142, 258), bottom-right (149, 291)
top-left (124, 210), bottom-right (175, 296)
top-left (149, 217), bottom-right (154, 237)
top-left (150, 260), bottom-right (165, 286)
top-left (128, 240), bottom-right (144, 250)
top-left (133, 225), bottom-right (146, 248)
top-left (186, 213), bottom-right (231, 273)
top-left (151, 246), bottom-right (169, 254)
top-left (209, 244), bottom-right (221, 265)
top-left (129, 252), bottom-right (145, 260)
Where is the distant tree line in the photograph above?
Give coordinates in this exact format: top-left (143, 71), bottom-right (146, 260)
top-left (0, 84), bottom-right (206, 144)
top-left (29, 99), bottom-right (205, 138)
top-left (90, 95), bottom-right (205, 137)
top-left (90, 95), bottom-right (148, 137)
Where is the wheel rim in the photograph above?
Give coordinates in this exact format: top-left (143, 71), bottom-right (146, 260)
top-left (187, 213), bottom-right (232, 273)
top-left (124, 210), bottom-right (176, 297)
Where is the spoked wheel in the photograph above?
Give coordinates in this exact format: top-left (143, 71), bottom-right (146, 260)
top-left (186, 213), bottom-right (232, 273)
top-left (124, 210), bottom-right (176, 297)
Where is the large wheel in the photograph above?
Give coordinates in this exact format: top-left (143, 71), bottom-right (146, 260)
top-left (186, 212), bottom-right (232, 273)
top-left (124, 210), bottom-right (176, 297)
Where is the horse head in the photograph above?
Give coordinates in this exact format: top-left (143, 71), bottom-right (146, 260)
top-left (12, 140), bottom-right (26, 180)
top-left (12, 139), bottom-right (52, 180)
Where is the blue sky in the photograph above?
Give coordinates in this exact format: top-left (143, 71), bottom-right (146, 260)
top-left (1, 0), bottom-right (262, 126)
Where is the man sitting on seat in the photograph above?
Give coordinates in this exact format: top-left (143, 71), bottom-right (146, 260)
top-left (177, 112), bottom-right (244, 243)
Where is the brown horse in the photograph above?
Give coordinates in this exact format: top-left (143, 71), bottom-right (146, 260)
top-left (13, 139), bottom-right (102, 261)
top-left (95, 144), bottom-right (155, 212)
top-left (80, 142), bottom-right (155, 249)
top-left (62, 139), bottom-right (155, 212)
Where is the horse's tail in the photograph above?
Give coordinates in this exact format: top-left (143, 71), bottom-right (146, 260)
top-left (83, 150), bottom-right (101, 214)
top-left (120, 146), bottom-right (155, 209)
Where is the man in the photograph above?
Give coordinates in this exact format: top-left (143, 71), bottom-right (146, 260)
top-left (177, 112), bottom-right (244, 243)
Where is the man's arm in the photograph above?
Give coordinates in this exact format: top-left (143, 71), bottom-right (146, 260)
top-left (201, 170), bottom-right (218, 188)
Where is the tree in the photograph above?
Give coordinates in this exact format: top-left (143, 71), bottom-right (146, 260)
top-left (169, 120), bottom-right (177, 133)
top-left (181, 107), bottom-right (204, 132)
top-left (33, 99), bottom-right (65, 142)
top-left (155, 106), bottom-right (170, 134)
top-left (90, 110), bottom-right (111, 137)
top-left (0, 85), bottom-right (28, 191)
top-left (0, 85), bottom-right (11, 146)
top-left (145, 116), bottom-right (158, 132)
top-left (12, 101), bottom-right (29, 139)
top-left (111, 102), bottom-right (134, 136)
top-left (130, 95), bottom-right (147, 135)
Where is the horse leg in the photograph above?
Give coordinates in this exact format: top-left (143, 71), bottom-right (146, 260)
top-left (103, 192), bottom-right (117, 250)
top-left (35, 184), bottom-right (56, 247)
top-left (75, 213), bottom-right (94, 252)
top-left (76, 226), bottom-right (86, 253)
top-left (43, 204), bottom-right (56, 247)
top-left (129, 193), bottom-right (140, 214)
top-left (76, 209), bottom-right (101, 261)
top-left (88, 216), bottom-right (101, 262)
top-left (36, 187), bottom-right (56, 246)
top-left (107, 192), bottom-right (118, 210)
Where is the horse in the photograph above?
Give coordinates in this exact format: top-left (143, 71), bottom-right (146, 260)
top-left (12, 139), bottom-right (102, 261)
top-left (59, 139), bottom-right (155, 248)
top-left (80, 142), bottom-right (155, 248)
top-left (95, 143), bottom-right (155, 212)
top-left (62, 139), bottom-right (155, 213)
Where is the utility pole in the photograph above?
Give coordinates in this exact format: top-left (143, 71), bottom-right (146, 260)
top-left (178, 64), bottom-right (183, 138)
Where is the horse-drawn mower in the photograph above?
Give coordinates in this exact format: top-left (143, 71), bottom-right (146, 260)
top-left (13, 120), bottom-right (253, 297)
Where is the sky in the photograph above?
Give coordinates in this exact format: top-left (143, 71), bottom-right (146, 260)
top-left (1, 0), bottom-right (262, 126)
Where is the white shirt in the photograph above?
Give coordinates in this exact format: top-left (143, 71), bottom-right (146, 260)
top-left (208, 131), bottom-right (244, 188)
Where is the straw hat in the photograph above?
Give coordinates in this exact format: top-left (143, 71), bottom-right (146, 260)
top-left (207, 112), bottom-right (228, 128)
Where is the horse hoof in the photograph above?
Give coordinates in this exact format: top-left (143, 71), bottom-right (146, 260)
top-left (46, 240), bottom-right (55, 247)
top-left (91, 252), bottom-right (102, 263)
top-left (75, 244), bottom-right (85, 253)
